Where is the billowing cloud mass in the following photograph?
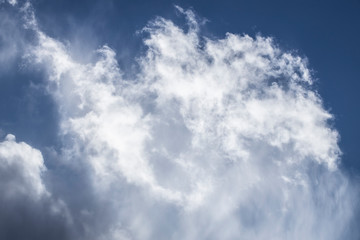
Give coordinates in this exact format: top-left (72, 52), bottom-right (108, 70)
top-left (0, 134), bottom-right (71, 240)
top-left (0, 2), bottom-right (358, 240)
top-left (0, 134), bottom-right (46, 200)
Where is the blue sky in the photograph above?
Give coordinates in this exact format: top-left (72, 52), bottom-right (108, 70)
top-left (0, 0), bottom-right (359, 239)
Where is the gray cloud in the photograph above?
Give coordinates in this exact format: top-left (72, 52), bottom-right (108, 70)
top-left (0, 134), bottom-right (72, 240)
top-left (0, 3), bottom-right (359, 240)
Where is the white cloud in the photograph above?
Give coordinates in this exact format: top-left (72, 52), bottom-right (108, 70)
top-left (8, 0), bottom-right (16, 6)
top-left (18, 4), bottom-right (359, 240)
top-left (0, 134), bottom-right (47, 200)
top-left (0, 133), bottom-right (73, 239)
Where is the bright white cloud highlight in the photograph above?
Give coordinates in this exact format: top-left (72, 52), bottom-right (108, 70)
top-left (6, 4), bottom-right (358, 240)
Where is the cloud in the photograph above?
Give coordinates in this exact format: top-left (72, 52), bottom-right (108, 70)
top-left (0, 0), bottom-right (17, 6)
top-left (0, 134), bottom-right (72, 239)
top-left (0, 134), bottom-right (47, 199)
top-left (0, 3), bottom-right (358, 240)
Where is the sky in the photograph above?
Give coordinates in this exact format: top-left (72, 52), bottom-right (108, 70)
top-left (0, 0), bottom-right (359, 239)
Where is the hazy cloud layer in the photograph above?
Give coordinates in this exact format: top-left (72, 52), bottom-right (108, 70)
top-left (0, 2), bottom-right (358, 240)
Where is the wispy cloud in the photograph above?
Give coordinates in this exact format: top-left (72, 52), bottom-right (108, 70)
top-left (0, 0), bottom-right (17, 6)
top-left (0, 3), bottom-right (358, 240)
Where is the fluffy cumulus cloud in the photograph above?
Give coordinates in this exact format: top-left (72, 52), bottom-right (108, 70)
top-left (0, 134), bottom-right (46, 201)
top-left (0, 134), bottom-right (72, 239)
top-left (0, 2), bottom-right (359, 240)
